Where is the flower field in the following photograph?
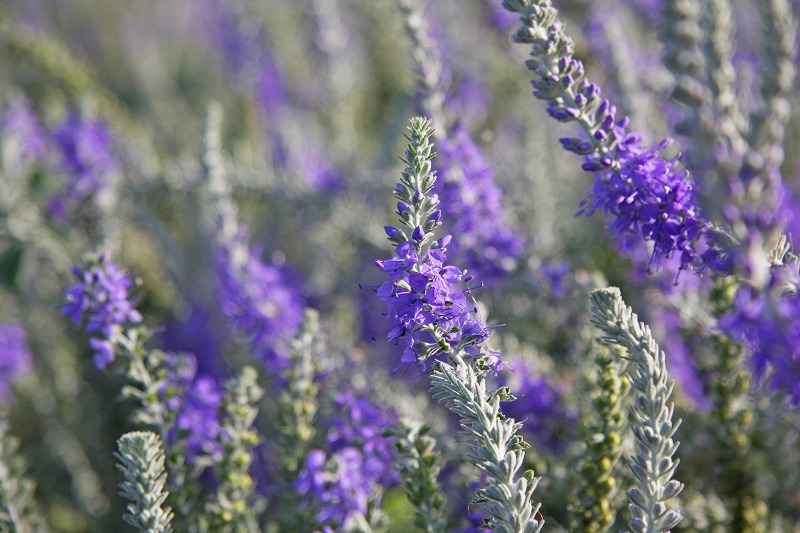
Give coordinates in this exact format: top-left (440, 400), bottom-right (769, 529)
top-left (1, 0), bottom-right (799, 532)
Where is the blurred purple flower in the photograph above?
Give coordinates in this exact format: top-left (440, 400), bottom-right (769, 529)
top-left (215, 236), bottom-right (305, 374)
top-left (652, 308), bottom-right (710, 409)
top-left (1, 97), bottom-right (48, 162)
top-left (175, 375), bottom-right (224, 460)
top-left (296, 447), bottom-right (385, 527)
top-left (161, 300), bottom-right (226, 378)
top-left (540, 262), bottom-right (570, 298)
top-left (482, 0), bottom-right (518, 33)
top-left (436, 123), bottom-right (525, 284)
top-left (719, 271), bottom-right (800, 403)
top-left (162, 352), bottom-right (223, 461)
top-left (0, 322), bottom-right (33, 402)
top-left (327, 392), bottom-right (398, 484)
top-left (48, 113), bottom-right (117, 224)
top-left (296, 392), bottom-right (397, 528)
top-left (62, 253), bottom-right (142, 369)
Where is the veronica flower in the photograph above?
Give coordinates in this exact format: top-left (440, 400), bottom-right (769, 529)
top-left (160, 299), bottom-right (226, 379)
top-left (295, 392), bottom-right (397, 529)
top-left (505, 0), bottom-right (709, 277)
top-left (161, 352), bottom-right (224, 462)
top-left (326, 392), bottom-right (398, 486)
top-left (62, 253), bottom-right (142, 369)
top-left (1, 97), bottom-right (48, 163)
top-left (215, 235), bottom-right (305, 374)
top-left (48, 113), bottom-right (117, 224)
top-left (174, 375), bottom-right (224, 461)
top-left (719, 251), bottom-right (800, 403)
top-left (0, 322), bottom-right (33, 403)
top-left (371, 118), bottom-right (502, 373)
top-left (436, 124), bottom-right (525, 284)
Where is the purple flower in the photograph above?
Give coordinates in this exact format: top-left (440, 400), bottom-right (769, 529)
top-left (296, 392), bottom-right (397, 528)
top-left (296, 448), bottom-right (382, 527)
top-left (326, 392), bottom-right (398, 484)
top-left (372, 118), bottom-right (501, 373)
top-left (436, 124), bottom-right (525, 284)
top-left (162, 352), bottom-right (223, 462)
top-left (719, 272), bottom-right (800, 403)
top-left (375, 240), bottom-right (497, 372)
top-left (160, 299), bottom-right (226, 378)
top-left (62, 253), bottom-right (141, 369)
top-left (507, 1), bottom-right (711, 279)
top-left (540, 262), bottom-right (571, 298)
top-left (48, 113), bottom-right (117, 224)
top-left (215, 234), bottom-right (305, 374)
top-left (482, 0), bottom-right (518, 33)
top-left (651, 308), bottom-right (710, 409)
top-left (577, 135), bottom-right (706, 276)
top-left (0, 322), bottom-right (33, 402)
top-left (1, 97), bottom-right (47, 162)
top-left (175, 375), bottom-right (224, 460)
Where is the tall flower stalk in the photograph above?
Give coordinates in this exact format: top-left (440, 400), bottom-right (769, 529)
top-left (372, 117), bottom-right (541, 532)
top-left (503, 0), bottom-right (709, 275)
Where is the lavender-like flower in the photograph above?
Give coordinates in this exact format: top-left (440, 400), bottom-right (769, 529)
top-left (504, 0), bottom-right (709, 276)
top-left (173, 374), bottom-right (223, 462)
top-left (436, 125), bottom-right (525, 283)
top-left (374, 118), bottom-right (540, 531)
top-left (62, 252), bottom-right (142, 369)
top-left (215, 245), bottom-right (305, 371)
top-left (295, 392), bottom-right (398, 530)
top-left (48, 113), bottom-right (117, 224)
top-left (0, 322), bottom-right (33, 403)
top-left (203, 104), bottom-right (305, 374)
top-left (719, 238), bottom-right (800, 403)
top-left (371, 117), bottom-right (500, 372)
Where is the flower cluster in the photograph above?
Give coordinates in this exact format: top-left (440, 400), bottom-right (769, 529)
top-left (505, 0), bottom-right (709, 276)
top-left (436, 124), bottom-right (525, 284)
top-left (720, 261), bottom-right (800, 403)
top-left (295, 392), bottom-right (397, 528)
top-left (49, 113), bottom-right (117, 224)
top-left (215, 238), bottom-right (305, 373)
top-left (62, 253), bottom-right (142, 369)
top-left (372, 118), bottom-right (500, 372)
top-left (162, 352), bottom-right (224, 461)
top-left (175, 376), bottom-right (224, 460)
top-left (0, 322), bottom-right (33, 403)
top-left (577, 134), bottom-right (705, 273)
